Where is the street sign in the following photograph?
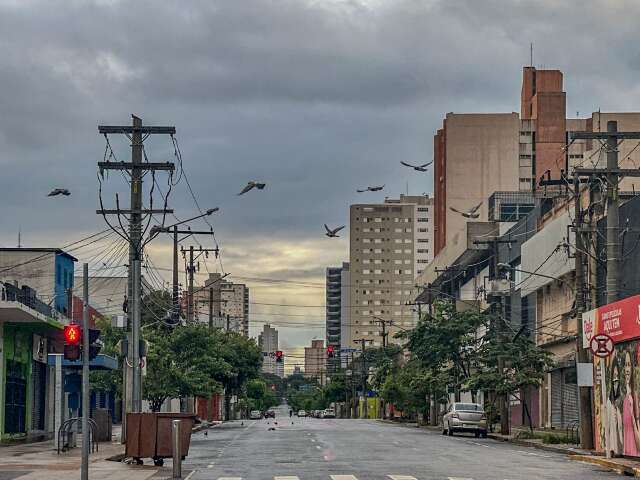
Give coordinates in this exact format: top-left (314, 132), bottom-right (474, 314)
top-left (590, 333), bottom-right (614, 358)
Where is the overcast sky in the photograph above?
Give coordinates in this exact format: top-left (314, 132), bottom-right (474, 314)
top-left (1, 0), bottom-right (640, 366)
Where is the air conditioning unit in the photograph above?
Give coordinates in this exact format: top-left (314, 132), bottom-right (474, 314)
top-left (488, 279), bottom-right (512, 295)
top-left (111, 315), bottom-right (126, 328)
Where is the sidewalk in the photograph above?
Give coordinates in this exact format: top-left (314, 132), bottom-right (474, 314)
top-left (379, 419), bottom-right (640, 477)
top-left (0, 421), bottom-right (218, 480)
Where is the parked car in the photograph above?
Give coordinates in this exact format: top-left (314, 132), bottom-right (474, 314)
top-left (442, 402), bottom-right (487, 437)
top-left (323, 408), bottom-right (335, 418)
top-left (264, 409), bottom-right (276, 418)
top-left (249, 410), bottom-right (263, 420)
top-left (297, 409), bottom-right (307, 417)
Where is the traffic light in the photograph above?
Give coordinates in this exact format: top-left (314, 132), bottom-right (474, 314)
top-left (275, 350), bottom-right (284, 363)
top-left (64, 324), bottom-right (81, 344)
top-left (326, 345), bottom-right (335, 358)
top-left (64, 324), bottom-right (81, 361)
top-left (88, 328), bottom-right (102, 360)
top-left (62, 325), bottom-right (102, 361)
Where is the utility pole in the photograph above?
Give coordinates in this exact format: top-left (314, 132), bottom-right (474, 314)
top-left (98, 116), bottom-right (175, 418)
top-left (572, 171), bottom-right (594, 449)
top-left (353, 339), bottom-right (373, 409)
top-left (474, 237), bottom-right (512, 435)
top-left (571, 122), bottom-right (640, 302)
top-left (181, 246), bottom-right (220, 323)
top-left (373, 317), bottom-right (392, 348)
top-left (81, 263), bottom-right (89, 480)
top-left (209, 287), bottom-right (214, 330)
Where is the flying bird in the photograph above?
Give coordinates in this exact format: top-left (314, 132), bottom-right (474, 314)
top-left (324, 224), bottom-right (345, 238)
top-left (400, 160), bottom-right (433, 172)
top-left (238, 181), bottom-right (266, 195)
top-left (450, 202), bottom-right (483, 219)
top-left (357, 185), bottom-right (384, 193)
top-left (47, 188), bottom-right (70, 197)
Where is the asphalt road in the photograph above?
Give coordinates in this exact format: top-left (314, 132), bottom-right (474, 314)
top-left (185, 404), bottom-right (617, 480)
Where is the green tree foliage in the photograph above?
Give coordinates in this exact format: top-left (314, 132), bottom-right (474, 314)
top-left (244, 378), bottom-right (278, 411)
top-left (139, 291), bottom-right (263, 412)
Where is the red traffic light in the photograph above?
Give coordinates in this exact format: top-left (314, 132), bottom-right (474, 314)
top-left (275, 350), bottom-right (283, 362)
top-left (64, 324), bottom-right (81, 345)
top-left (327, 345), bottom-right (334, 353)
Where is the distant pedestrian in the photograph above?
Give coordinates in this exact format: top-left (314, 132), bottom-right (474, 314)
top-left (289, 409), bottom-right (293, 418)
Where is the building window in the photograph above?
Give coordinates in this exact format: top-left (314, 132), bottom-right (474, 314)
top-left (417, 218), bottom-right (428, 222)
top-left (417, 259), bottom-right (429, 263)
top-left (405, 228), bottom-right (412, 233)
top-left (362, 269), bottom-right (370, 274)
top-left (417, 207), bottom-right (429, 212)
top-left (404, 270), bottom-right (412, 275)
top-left (395, 228), bottom-right (403, 233)
top-left (404, 259), bottom-right (411, 265)
top-left (417, 238), bottom-right (428, 242)
top-left (394, 269), bottom-right (402, 275)
top-left (404, 239), bottom-right (412, 244)
top-left (374, 218), bottom-right (382, 223)
top-left (394, 249), bottom-right (402, 253)
top-left (363, 238), bottom-right (371, 243)
top-left (417, 249), bottom-right (429, 253)
top-left (394, 239), bottom-right (402, 244)
top-left (418, 228), bottom-right (428, 233)
top-left (374, 248), bottom-right (382, 253)
top-left (363, 228), bottom-right (370, 233)
top-left (404, 249), bottom-right (411, 254)
top-left (374, 238), bottom-right (382, 244)
top-left (394, 260), bottom-right (402, 265)
top-left (363, 259), bottom-right (370, 264)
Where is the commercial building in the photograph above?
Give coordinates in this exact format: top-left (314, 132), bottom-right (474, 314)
top-left (0, 248), bottom-right (77, 315)
top-left (348, 195), bottom-right (433, 347)
top-left (304, 339), bottom-right (326, 383)
top-left (194, 273), bottom-right (249, 335)
top-left (258, 324), bottom-right (280, 376)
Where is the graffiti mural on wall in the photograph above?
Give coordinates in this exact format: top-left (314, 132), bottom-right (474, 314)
top-left (594, 341), bottom-right (640, 456)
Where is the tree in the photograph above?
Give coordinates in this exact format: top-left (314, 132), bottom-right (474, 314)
top-left (89, 315), bottom-right (126, 394)
top-left (466, 333), bottom-right (554, 431)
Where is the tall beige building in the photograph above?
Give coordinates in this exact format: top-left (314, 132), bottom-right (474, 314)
top-left (304, 339), bottom-right (326, 381)
top-left (194, 273), bottom-right (249, 336)
top-left (348, 195), bottom-right (433, 348)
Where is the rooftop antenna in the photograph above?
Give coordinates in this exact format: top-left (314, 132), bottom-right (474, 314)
top-left (530, 42), bottom-right (533, 67)
top-left (17, 227), bottom-right (21, 248)
top-left (406, 180), bottom-right (409, 196)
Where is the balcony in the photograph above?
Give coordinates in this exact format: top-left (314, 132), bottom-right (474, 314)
top-left (0, 282), bottom-right (63, 328)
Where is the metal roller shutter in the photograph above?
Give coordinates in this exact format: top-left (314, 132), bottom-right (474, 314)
top-left (551, 369), bottom-right (563, 427)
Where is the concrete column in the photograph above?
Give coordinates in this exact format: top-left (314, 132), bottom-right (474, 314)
top-left (53, 354), bottom-right (64, 451)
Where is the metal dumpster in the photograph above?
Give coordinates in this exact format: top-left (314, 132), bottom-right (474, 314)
top-left (125, 412), bottom-right (195, 466)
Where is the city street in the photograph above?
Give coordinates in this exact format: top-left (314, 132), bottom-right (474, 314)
top-left (185, 405), bottom-right (617, 480)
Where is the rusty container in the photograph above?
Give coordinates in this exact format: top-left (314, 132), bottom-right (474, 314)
top-left (125, 412), bottom-right (196, 466)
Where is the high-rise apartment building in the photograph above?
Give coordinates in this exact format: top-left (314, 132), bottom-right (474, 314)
top-left (348, 195), bottom-right (433, 347)
top-left (258, 324), bottom-right (281, 377)
top-left (304, 339), bottom-right (326, 382)
top-left (325, 265), bottom-right (343, 373)
top-left (194, 273), bottom-right (249, 336)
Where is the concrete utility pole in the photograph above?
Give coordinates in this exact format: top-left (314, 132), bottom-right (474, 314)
top-left (572, 122), bottom-right (640, 303)
top-left (181, 245), bottom-right (220, 323)
top-left (353, 339), bottom-right (373, 409)
top-left (98, 116), bottom-right (175, 419)
top-left (209, 287), bottom-right (214, 330)
top-left (474, 238), bottom-right (512, 435)
top-left (372, 317), bottom-right (392, 348)
top-left (573, 171), bottom-right (594, 450)
top-left (81, 263), bottom-right (90, 480)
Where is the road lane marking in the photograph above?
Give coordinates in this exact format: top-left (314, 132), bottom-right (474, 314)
top-left (331, 476), bottom-right (359, 480)
top-left (388, 476), bottom-right (418, 480)
top-left (217, 478), bottom-right (242, 480)
top-left (274, 477), bottom-right (300, 480)
top-left (448, 478), bottom-right (474, 480)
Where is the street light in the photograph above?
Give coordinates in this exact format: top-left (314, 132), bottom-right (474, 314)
top-left (148, 207), bottom-right (219, 239)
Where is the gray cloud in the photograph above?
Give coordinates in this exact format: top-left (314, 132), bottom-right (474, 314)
top-left (1, 0), bottom-right (639, 348)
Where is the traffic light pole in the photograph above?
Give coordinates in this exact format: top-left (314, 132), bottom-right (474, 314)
top-left (81, 263), bottom-right (90, 480)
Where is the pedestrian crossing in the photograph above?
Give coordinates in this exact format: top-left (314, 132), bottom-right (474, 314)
top-left (213, 476), bottom-right (510, 480)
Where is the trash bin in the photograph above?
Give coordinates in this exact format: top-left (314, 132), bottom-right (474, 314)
top-left (125, 412), bottom-right (195, 466)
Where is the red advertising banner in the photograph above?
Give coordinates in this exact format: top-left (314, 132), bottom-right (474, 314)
top-left (582, 294), bottom-right (640, 347)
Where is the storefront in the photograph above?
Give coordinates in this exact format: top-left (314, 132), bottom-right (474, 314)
top-left (583, 294), bottom-right (640, 456)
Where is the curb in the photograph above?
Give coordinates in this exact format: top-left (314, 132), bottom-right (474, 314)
top-left (487, 434), bottom-right (585, 455)
top-left (569, 455), bottom-right (640, 477)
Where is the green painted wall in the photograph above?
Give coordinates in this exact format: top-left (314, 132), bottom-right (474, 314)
top-left (2, 325), bottom-right (33, 439)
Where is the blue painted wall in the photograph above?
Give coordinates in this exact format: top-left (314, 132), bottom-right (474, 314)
top-left (54, 253), bottom-right (75, 314)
